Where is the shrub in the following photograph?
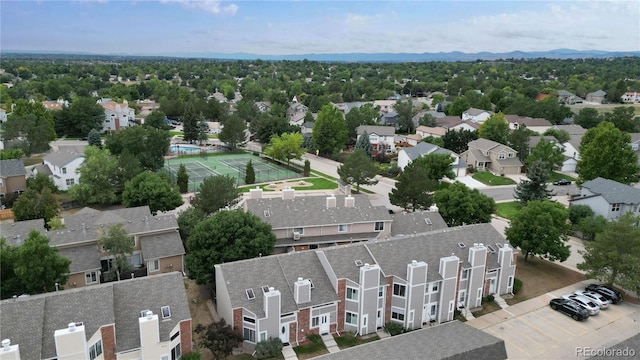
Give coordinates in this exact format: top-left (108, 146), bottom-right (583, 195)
top-left (306, 333), bottom-right (322, 344)
top-left (513, 278), bottom-right (523, 294)
top-left (568, 204), bottom-right (594, 226)
top-left (482, 294), bottom-right (495, 303)
top-left (255, 337), bottom-right (283, 359)
top-left (383, 322), bottom-right (405, 336)
top-left (468, 166), bottom-right (477, 174)
top-left (180, 352), bottom-right (201, 360)
top-left (303, 159), bottom-right (311, 177)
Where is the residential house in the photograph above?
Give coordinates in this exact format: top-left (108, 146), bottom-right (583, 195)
top-left (255, 101), bottom-right (271, 113)
top-left (42, 99), bottom-right (69, 111)
top-left (586, 90), bottom-right (607, 104)
top-left (286, 103), bottom-right (309, 126)
top-left (504, 115), bottom-right (553, 134)
top-left (462, 108), bottom-right (493, 123)
top-left (0, 272), bottom-right (192, 360)
top-left (435, 101), bottom-right (452, 113)
top-left (0, 205), bottom-right (186, 289)
top-left (621, 92), bottom-right (640, 103)
top-left (315, 320), bottom-right (507, 360)
top-left (300, 121), bottom-right (314, 136)
top-left (629, 133), bottom-right (640, 167)
top-left (245, 191), bottom-right (392, 252)
top-left (570, 177), bottom-right (640, 221)
top-left (356, 125), bottom-right (396, 154)
top-left (528, 136), bottom-right (575, 171)
top-left (0, 159), bottom-right (27, 199)
top-left (0, 108), bottom-right (7, 123)
top-left (557, 90), bottom-right (582, 105)
top-left (380, 111), bottom-right (398, 127)
top-left (550, 124), bottom-right (588, 172)
top-left (436, 116), bottom-right (478, 132)
top-left (41, 147), bottom-right (85, 191)
top-left (416, 126), bottom-right (447, 139)
top-left (97, 98), bottom-right (136, 132)
top-left (404, 134), bottom-right (423, 146)
top-left (372, 100), bottom-right (396, 113)
top-left (136, 99), bottom-right (159, 119)
top-left (331, 101), bottom-right (368, 115)
top-left (461, 139), bottom-right (523, 175)
top-left (397, 142), bottom-right (467, 177)
top-left (389, 210), bottom-right (449, 237)
top-left (215, 223), bottom-right (517, 350)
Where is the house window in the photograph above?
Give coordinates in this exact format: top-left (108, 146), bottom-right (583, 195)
top-left (508, 276), bottom-right (514, 287)
top-left (430, 304), bottom-right (437, 316)
top-left (612, 203), bottom-right (621, 212)
top-left (477, 162), bottom-right (484, 167)
top-left (345, 311), bottom-right (358, 325)
top-left (374, 221), bottom-right (384, 232)
top-left (378, 286), bottom-right (384, 297)
top-left (393, 284), bottom-right (406, 297)
top-left (432, 282), bottom-right (439, 292)
top-left (132, 253), bottom-right (142, 268)
top-left (62, 167), bottom-right (67, 174)
top-left (312, 316), bottom-right (319, 327)
top-left (66, 178), bottom-right (75, 186)
top-left (498, 153), bottom-right (506, 159)
top-left (391, 307), bottom-right (405, 321)
top-left (459, 291), bottom-right (466, 303)
top-left (85, 271), bottom-right (98, 285)
top-left (243, 316), bottom-right (256, 324)
top-left (293, 227), bottom-right (304, 235)
top-left (461, 269), bottom-right (469, 280)
top-left (89, 340), bottom-right (102, 360)
top-left (171, 343), bottom-right (181, 360)
top-left (162, 306), bottom-right (171, 319)
top-left (508, 152), bottom-right (514, 158)
top-left (338, 224), bottom-right (347, 232)
top-left (171, 331), bottom-right (180, 342)
top-left (346, 287), bottom-right (359, 301)
top-left (260, 332), bottom-right (267, 342)
top-left (243, 328), bottom-right (256, 343)
top-left (149, 259), bottom-right (160, 272)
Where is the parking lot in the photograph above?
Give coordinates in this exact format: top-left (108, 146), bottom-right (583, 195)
top-left (467, 280), bottom-right (640, 359)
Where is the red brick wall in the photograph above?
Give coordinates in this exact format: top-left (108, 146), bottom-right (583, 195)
top-left (512, 253), bottom-right (518, 266)
top-left (384, 276), bottom-right (393, 324)
top-left (180, 320), bottom-right (192, 354)
top-left (483, 279), bottom-right (490, 296)
top-left (101, 325), bottom-right (116, 360)
top-left (289, 322), bottom-right (296, 344)
top-left (297, 308), bottom-right (310, 340)
top-left (337, 279), bottom-right (346, 332)
top-left (233, 308), bottom-right (243, 336)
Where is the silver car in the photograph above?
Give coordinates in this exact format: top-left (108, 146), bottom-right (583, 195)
top-left (562, 294), bottom-right (600, 316)
top-left (575, 290), bottom-right (610, 310)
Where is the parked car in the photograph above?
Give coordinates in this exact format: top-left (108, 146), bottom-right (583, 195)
top-left (562, 294), bottom-right (600, 315)
top-left (549, 298), bottom-right (589, 321)
top-left (574, 290), bottom-right (610, 309)
top-left (585, 284), bottom-right (623, 304)
top-left (553, 179), bottom-right (571, 185)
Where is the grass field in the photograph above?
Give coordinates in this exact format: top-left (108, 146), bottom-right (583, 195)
top-left (495, 201), bottom-right (523, 220)
top-left (549, 171), bottom-right (577, 182)
top-left (472, 172), bottom-right (517, 186)
top-left (165, 152), bottom-right (300, 191)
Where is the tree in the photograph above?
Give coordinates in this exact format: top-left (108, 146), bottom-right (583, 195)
top-left (578, 212), bottom-right (640, 286)
top-left (87, 128), bottom-right (102, 148)
top-left (195, 319), bottom-right (243, 360)
top-left (337, 149), bottom-right (379, 193)
top-left (431, 93), bottom-right (445, 108)
top-left (98, 224), bottom-right (134, 281)
top-left (27, 172), bottom-right (58, 193)
top-left (2, 231), bottom-right (71, 298)
top-left (345, 104), bottom-right (379, 140)
top-left (122, 171), bottom-right (183, 214)
top-left (603, 106), bottom-right (638, 132)
top-left (568, 204), bottom-right (595, 226)
top-left (526, 139), bottom-right (564, 173)
top-left (574, 108), bottom-right (602, 129)
top-left (416, 152), bottom-right (456, 181)
top-left (505, 200), bottom-right (571, 262)
top-left (0, 239), bottom-right (21, 299)
top-left (69, 146), bottom-right (119, 205)
top-left (2, 101), bottom-right (56, 155)
top-left (312, 105), bottom-right (348, 156)
top-left (446, 97), bottom-right (470, 117)
top-left (12, 187), bottom-right (59, 225)
top-left (53, 96), bottom-right (103, 136)
top-left (193, 175), bottom-right (241, 215)
top-left (355, 130), bottom-right (374, 157)
top-left (245, 160), bottom-right (256, 185)
top-left (144, 109), bottom-right (169, 130)
top-left (389, 160), bottom-right (439, 211)
top-left (442, 129), bottom-right (477, 154)
top-left (218, 115), bottom-right (246, 151)
top-left (255, 338), bottom-right (284, 360)
top-left (421, 135), bottom-right (444, 147)
top-left (177, 207), bottom-right (205, 248)
top-left (434, 182), bottom-right (496, 227)
top-left (176, 163), bottom-right (189, 193)
top-left (577, 215), bottom-right (607, 241)
top-left (104, 125), bottom-right (170, 171)
top-left (264, 132), bottom-right (305, 165)
top-left (543, 128), bottom-right (570, 144)
top-left (182, 102), bottom-right (199, 143)
top-left (303, 159), bottom-right (311, 177)
top-left (419, 113), bottom-right (437, 127)
top-left (578, 121), bottom-right (639, 184)
top-left (186, 210), bottom-right (276, 284)
top-left (478, 113), bottom-right (510, 144)
top-left (513, 160), bottom-right (554, 205)
top-left (197, 113), bottom-right (209, 145)
top-left (395, 100), bottom-right (415, 133)
top-left (250, 114), bottom-right (295, 143)
top-left (508, 125), bottom-right (531, 162)
top-left (0, 148), bottom-right (24, 160)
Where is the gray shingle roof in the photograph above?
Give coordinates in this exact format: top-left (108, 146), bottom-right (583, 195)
top-left (245, 194), bottom-right (392, 229)
top-left (275, 232), bottom-right (379, 248)
top-left (0, 219), bottom-right (46, 246)
top-left (0, 297), bottom-right (46, 360)
top-left (580, 177), bottom-right (640, 204)
top-left (468, 138), bottom-right (506, 152)
top-left (58, 244), bottom-right (101, 274)
top-left (0, 159), bottom-right (26, 177)
top-left (43, 150), bottom-right (84, 167)
top-left (390, 211), bottom-right (448, 237)
top-left (140, 232), bottom-right (186, 260)
top-left (528, 136), bottom-right (559, 150)
top-left (356, 125), bottom-right (395, 137)
top-left (318, 244), bottom-right (378, 283)
top-left (401, 142), bottom-right (439, 161)
top-left (316, 320), bottom-right (507, 360)
top-left (464, 107), bottom-right (493, 117)
top-left (587, 90), bottom-right (606, 97)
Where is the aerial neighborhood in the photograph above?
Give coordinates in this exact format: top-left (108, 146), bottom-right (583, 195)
top-left (1, 52), bottom-right (640, 360)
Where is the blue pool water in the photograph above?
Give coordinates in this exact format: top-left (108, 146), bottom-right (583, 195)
top-left (170, 145), bottom-right (200, 152)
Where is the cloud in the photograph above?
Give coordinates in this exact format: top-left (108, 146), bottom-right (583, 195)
top-left (160, 0), bottom-right (238, 15)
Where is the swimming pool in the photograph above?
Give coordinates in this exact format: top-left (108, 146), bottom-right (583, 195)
top-left (170, 145), bottom-right (201, 152)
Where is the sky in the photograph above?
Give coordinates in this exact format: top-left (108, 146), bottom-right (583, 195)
top-left (1, 0), bottom-right (639, 56)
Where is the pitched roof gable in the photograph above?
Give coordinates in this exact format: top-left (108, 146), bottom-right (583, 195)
top-left (0, 159), bottom-right (26, 177)
top-left (357, 125), bottom-right (396, 137)
top-left (581, 177), bottom-right (640, 204)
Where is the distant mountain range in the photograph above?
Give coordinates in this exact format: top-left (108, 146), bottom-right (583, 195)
top-left (4, 49), bottom-right (639, 62)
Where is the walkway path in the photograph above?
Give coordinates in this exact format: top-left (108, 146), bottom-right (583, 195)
top-left (321, 333), bottom-right (340, 353)
top-left (281, 345), bottom-right (298, 360)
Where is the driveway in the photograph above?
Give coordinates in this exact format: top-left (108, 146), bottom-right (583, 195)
top-left (467, 280), bottom-right (640, 359)
top-left (455, 175), bottom-right (486, 189)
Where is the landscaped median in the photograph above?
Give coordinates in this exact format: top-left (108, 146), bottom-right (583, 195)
top-left (238, 177), bottom-right (338, 192)
top-left (472, 171), bottom-right (517, 186)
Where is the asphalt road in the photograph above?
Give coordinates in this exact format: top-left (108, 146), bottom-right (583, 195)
top-left (479, 183), bottom-right (579, 203)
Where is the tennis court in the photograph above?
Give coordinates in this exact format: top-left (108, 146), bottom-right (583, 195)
top-left (164, 153), bottom-right (300, 191)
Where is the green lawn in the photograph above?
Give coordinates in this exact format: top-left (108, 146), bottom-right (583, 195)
top-left (472, 300), bottom-right (502, 317)
top-left (472, 172), bottom-right (516, 186)
top-left (169, 130), bottom-right (183, 137)
top-left (549, 171), bottom-right (577, 182)
top-left (239, 177), bottom-right (338, 192)
top-left (495, 201), bottom-right (522, 220)
top-left (334, 333), bottom-right (380, 349)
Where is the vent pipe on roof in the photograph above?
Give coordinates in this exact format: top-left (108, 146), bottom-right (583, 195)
top-left (146, 311), bottom-right (153, 320)
top-left (2, 339), bottom-right (10, 350)
top-left (68, 323), bottom-right (76, 332)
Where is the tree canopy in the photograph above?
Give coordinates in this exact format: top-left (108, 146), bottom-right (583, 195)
top-left (312, 104), bottom-right (348, 156)
top-left (513, 160), bottom-right (554, 205)
top-left (526, 138), bottom-right (564, 172)
top-left (2, 100), bottom-right (55, 155)
top-left (186, 210), bottom-right (276, 284)
top-left (578, 121), bottom-right (639, 184)
top-left (122, 171), bottom-right (183, 214)
top-left (98, 224), bottom-right (134, 281)
top-left (104, 125), bottom-right (170, 171)
top-left (505, 200), bottom-right (571, 262)
top-left (433, 182), bottom-right (496, 227)
top-left (337, 149), bottom-right (379, 193)
top-left (477, 113), bottom-right (510, 144)
top-left (192, 175), bottom-right (241, 215)
top-left (69, 146), bottom-right (119, 205)
top-left (264, 132), bottom-right (305, 165)
top-left (218, 115), bottom-right (246, 151)
top-left (195, 319), bottom-right (243, 360)
top-left (12, 187), bottom-right (59, 225)
top-left (355, 130), bottom-right (374, 157)
top-left (389, 158), bottom-right (440, 211)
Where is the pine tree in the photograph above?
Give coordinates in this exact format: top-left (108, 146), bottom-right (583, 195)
top-left (514, 160), bottom-right (554, 205)
top-left (245, 160), bottom-right (256, 185)
top-left (176, 163), bottom-right (189, 193)
top-left (87, 128), bottom-right (102, 148)
top-left (182, 103), bottom-right (198, 143)
top-left (355, 130), bottom-right (374, 157)
top-left (303, 159), bottom-right (311, 177)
